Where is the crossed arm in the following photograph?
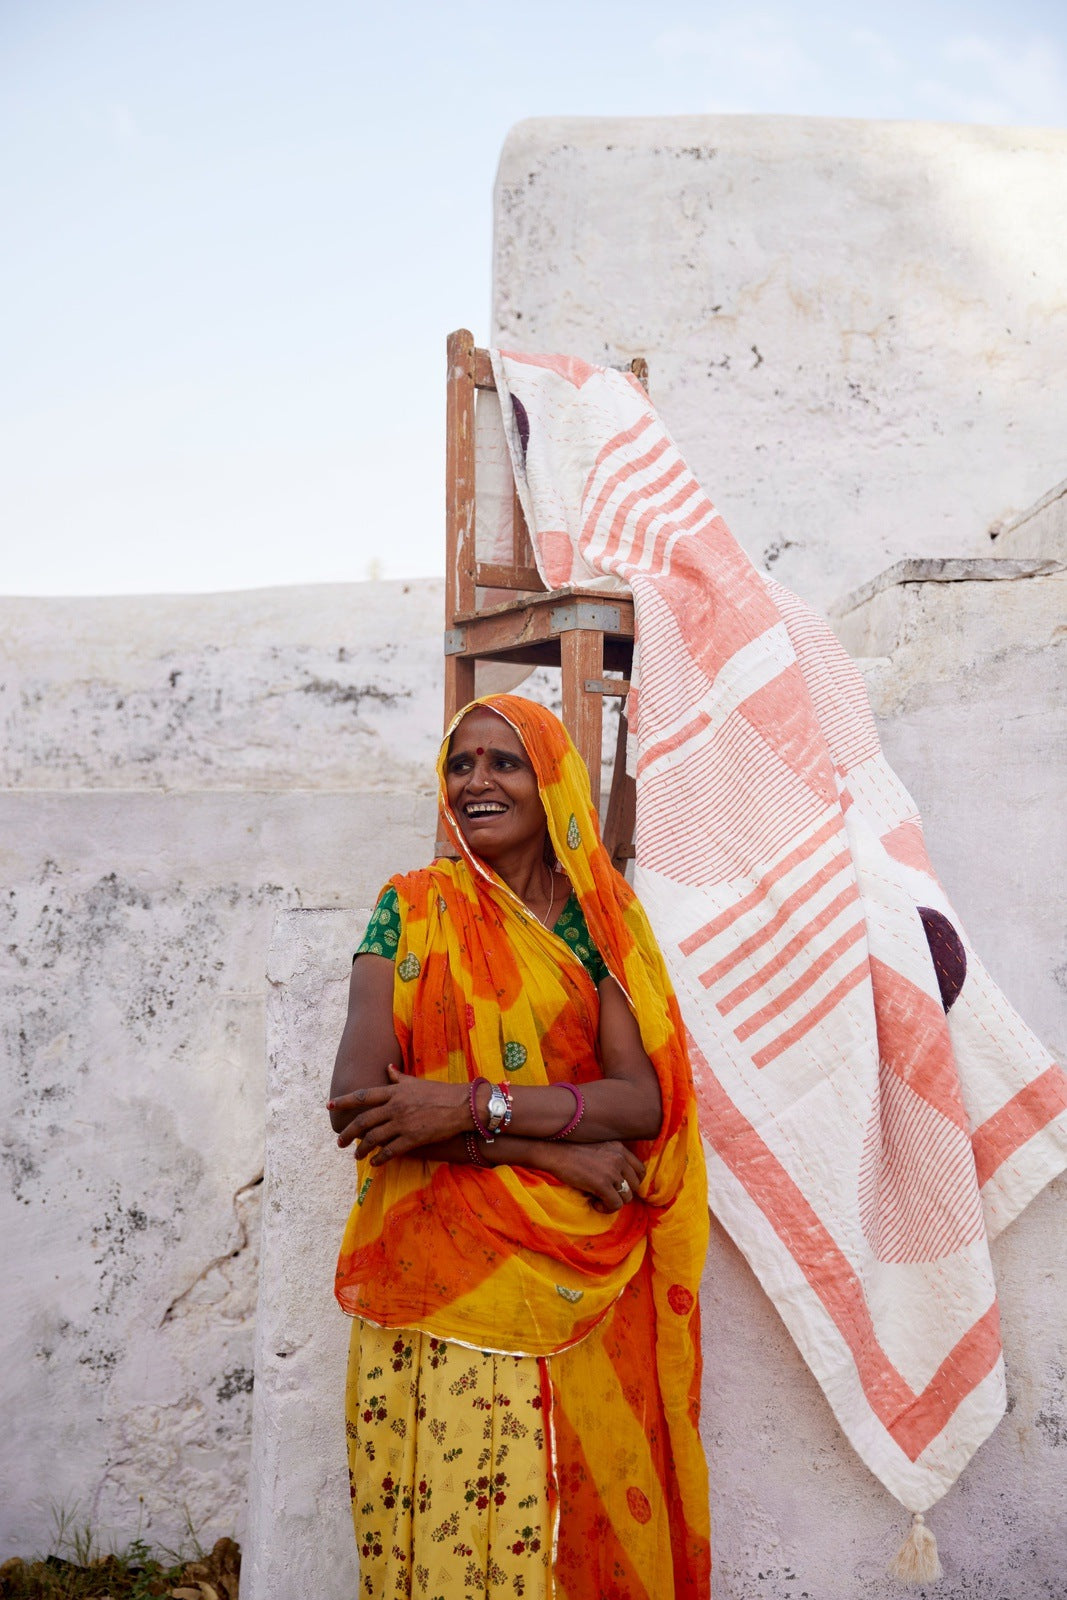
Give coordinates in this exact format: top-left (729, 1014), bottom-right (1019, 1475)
top-left (327, 953), bottom-right (662, 1211)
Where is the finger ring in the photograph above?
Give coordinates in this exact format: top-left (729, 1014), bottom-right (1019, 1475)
top-left (617, 1179), bottom-right (632, 1199)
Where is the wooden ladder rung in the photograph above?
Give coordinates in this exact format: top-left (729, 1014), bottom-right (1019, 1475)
top-left (475, 563), bottom-right (545, 591)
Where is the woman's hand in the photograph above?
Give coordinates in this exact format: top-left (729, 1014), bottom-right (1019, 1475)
top-left (330, 1066), bottom-right (470, 1164)
top-left (542, 1139), bottom-right (646, 1212)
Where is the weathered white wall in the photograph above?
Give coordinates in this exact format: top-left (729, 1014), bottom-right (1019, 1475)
top-left (0, 576), bottom-right (594, 1563)
top-left (0, 581), bottom-right (445, 1558)
top-left (493, 115), bottom-right (1067, 613)
top-left (0, 582), bottom-right (445, 792)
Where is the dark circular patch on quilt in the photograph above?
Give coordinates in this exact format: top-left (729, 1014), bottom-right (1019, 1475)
top-left (917, 906), bottom-right (967, 1012)
top-left (511, 394), bottom-right (530, 460)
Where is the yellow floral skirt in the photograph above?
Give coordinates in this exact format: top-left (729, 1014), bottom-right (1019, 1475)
top-left (346, 1319), bottom-right (553, 1599)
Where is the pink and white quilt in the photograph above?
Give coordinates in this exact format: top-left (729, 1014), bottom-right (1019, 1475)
top-left (490, 346), bottom-right (1067, 1513)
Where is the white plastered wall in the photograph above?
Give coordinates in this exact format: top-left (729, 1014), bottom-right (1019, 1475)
top-left (0, 582), bottom-right (444, 1557)
top-left (493, 115), bottom-right (1067, 613)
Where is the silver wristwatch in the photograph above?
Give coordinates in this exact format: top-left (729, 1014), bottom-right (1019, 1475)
top-left (485, 1083), bottom-right (509, 1134)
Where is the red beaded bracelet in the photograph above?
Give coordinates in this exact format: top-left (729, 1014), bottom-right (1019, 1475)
top-left (497, 1080), bottom-right (514, 1130)
top-left (551, 1082), bottom-right (586, 1140)
top-left (469, 1076), bottom-right (494, 1141)
top-left (465, 1132), bottom-right (491, 1169)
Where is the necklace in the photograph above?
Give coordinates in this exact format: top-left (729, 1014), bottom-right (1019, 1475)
top-left (533, 863), bottom-right (557, 929)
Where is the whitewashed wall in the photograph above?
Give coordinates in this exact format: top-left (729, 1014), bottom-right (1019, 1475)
top-left (492, 115), bottom-right (1067, 613)
top-left (0, 583), bottom-right (446, 793)
top-left (0, 581), bottom-right (445, 1559)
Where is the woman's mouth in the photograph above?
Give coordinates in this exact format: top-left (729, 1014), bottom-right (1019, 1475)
top-left (464, 801), bottom-right (507, 817)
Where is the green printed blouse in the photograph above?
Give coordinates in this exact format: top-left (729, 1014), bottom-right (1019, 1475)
top-left (356, 885), bottom-right (610, 987)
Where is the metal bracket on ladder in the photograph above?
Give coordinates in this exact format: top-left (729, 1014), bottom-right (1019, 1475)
top-left (548, 602), bottom-right (624, 635)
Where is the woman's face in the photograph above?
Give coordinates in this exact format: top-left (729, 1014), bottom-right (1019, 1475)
top-left (445, 707), bottom-right (547, 864)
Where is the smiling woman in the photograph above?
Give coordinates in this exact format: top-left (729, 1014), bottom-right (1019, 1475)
top-left (327, 693), bottom-right (712, 1600)
top-left (445, 709), bottom-right (553, 883)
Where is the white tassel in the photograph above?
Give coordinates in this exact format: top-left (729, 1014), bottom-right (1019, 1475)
top-left (889, 1511), bottom-right (943, 1586)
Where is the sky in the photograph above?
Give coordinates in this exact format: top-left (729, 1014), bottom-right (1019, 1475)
top-left (2, 0), bottom-right (1065, 595)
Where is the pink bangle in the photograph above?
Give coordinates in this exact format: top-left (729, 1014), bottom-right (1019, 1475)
top-left (465, 1132), bottom-right (491, 1169)
top-left (551, 1082), bottom-right (585, 1140)
top-left (469, 1077), bottom-right (494, 1141)
top-left (498, 1081), bottom-right (514, 1130)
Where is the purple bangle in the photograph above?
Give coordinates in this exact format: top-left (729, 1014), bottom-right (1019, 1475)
top-left (465, 1132), bottom-right (491, 1169)
top-left (551, 1082), bottom-right (586, 1140)
top-left (469, 1076), bottom-right (494, 1141)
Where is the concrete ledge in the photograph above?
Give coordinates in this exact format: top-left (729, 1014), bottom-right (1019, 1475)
top-left (831, 556), bottom-right (1062, 620)
top-left (990, 477), bottom-right (1067, 561)
top-left (830, 558), bottom-right (1066, 678)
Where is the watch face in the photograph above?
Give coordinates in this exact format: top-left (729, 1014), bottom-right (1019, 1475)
top-left (486, 1084), bottom-right (508, 1131)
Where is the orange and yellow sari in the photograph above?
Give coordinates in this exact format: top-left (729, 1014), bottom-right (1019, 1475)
top-left (336, 695), bottom-right (711, 1599)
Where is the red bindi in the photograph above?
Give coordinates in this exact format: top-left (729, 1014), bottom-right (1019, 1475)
top-left (475, 746), bottom-right (485, 754)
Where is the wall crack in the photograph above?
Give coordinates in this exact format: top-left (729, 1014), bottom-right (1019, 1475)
top-left (161, 1172), bottom-right (264, 1325)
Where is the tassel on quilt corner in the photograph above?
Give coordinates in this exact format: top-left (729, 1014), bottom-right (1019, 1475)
top-left (889, 1510), bottom-right (943, 1586)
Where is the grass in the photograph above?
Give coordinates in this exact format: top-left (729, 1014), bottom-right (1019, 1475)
top-left (0, 1507), bottom-right (240, 1599)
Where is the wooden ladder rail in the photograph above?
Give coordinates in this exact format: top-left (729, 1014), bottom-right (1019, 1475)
top-left (443, 329), bottom-right (642, 871)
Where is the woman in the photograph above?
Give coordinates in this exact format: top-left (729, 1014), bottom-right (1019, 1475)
top-left (329, 694), bottom-right (711, 1599)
